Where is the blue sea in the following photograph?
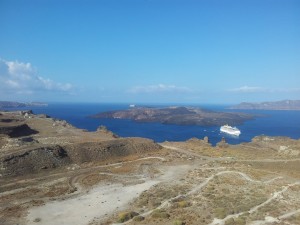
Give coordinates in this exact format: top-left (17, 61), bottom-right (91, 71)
top-left (4, 103), bottom-right (300, 145)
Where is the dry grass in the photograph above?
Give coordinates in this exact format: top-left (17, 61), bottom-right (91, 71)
top-left (110, 163), bottom-right (136, 174)
top-left (249, 161), bottom-right (300, 179)
top-left (81, 174), bottom-right (110, 187)
top-left (151, 209), bottom-right (170, 219)
top-left (200, 175), bottom-right (268, 219)
top-left (117, 211), bottom-right (139, 223)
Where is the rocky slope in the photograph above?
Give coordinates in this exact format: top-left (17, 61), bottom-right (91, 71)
top-left (0, 111), bottom-right (161, 178)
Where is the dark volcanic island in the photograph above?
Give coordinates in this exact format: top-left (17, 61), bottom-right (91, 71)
top-left (90, 106), bottom-right (255, 126)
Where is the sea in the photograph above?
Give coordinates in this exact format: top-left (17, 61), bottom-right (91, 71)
top-left (3, 103), bottom-right (300, 146)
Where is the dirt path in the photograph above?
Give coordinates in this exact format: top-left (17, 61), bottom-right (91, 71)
top-left (0, 156), bottom-right (165, 195)
top-left (119, 170), bottom-right (284, 225)
top-left (210, 182), bottom-right (300, 225)
top-left (67, 156), bottom-right (166, 191)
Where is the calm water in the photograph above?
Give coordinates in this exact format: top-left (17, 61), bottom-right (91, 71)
top-left (4, 103), bottom-right (300, 145)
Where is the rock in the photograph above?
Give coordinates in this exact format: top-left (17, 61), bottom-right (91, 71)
top-left (20, 110), bottom-right (33, 116)
top-left (97, 125), bottom-right (108, 132)
top-left (217, 137), bottom-right (228, 148)
top-left (37, 114), bottom-right (50, 118)
top-left (1, 145), bottom-right (71, 177)
top-left (221, 137), bottom-right (226, 143)
top-left (96, 125), bottom-right (119, 138)
top-left (186, 137), bottom-right (211, 147)
top-left (0, 124), bottom-right (38, 138)
top-left (203, 136), bottom-right (209, 143)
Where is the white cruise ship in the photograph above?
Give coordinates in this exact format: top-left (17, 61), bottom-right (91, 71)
top-left (220, 125), bottom-right (241, 136)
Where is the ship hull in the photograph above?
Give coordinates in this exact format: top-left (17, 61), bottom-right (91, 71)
top-left (220, 126), bottom-right (241, 136)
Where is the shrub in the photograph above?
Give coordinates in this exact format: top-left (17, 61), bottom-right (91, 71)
top-left (117, 211), bottom-right (139, 223)
top-left (214, 208), bottom-right (227, 219)
top-left (133, 215), bottom-right (145, 222)
top-left (151, 209), bottom-right (170, 219)
top-left (173, 219), bottom-right (185, 225)
top-left (176, 200), bottom-right (189, 208)
top-left (225, 218), bottom-right (234, 225)
top-left (234, 217), bottom-right (246, 225)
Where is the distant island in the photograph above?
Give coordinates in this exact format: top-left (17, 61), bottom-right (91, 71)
top-left (230, 100), bottom-right (300, 110)
top-left (90, 106), bottom-right (255, 126)
top-left (0, 101), bottom-right (48, 108)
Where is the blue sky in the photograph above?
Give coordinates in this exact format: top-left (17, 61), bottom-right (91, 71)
top-left (0, 0), bottom-right (299, 104)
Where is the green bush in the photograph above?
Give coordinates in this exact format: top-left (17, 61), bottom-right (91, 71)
top-left (117, 211), bottom-right (139, 223)
top-left (214, 208), bottom-right (227, 219)
top-left (173, 219), bottom-right (184, 225)
top-left (151, 209), bottom-right (170, 219)
top-left (234, 217), bottom-right (246, 225)
top-left (133, 215), bottom-right (145, 222)
top-left (176, 200), bottom-right (189, 208)
top-left (225, 218), bottom-right (234, 225)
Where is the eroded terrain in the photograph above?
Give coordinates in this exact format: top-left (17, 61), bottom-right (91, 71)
top-left (1, 110), bottom-right (300, 225)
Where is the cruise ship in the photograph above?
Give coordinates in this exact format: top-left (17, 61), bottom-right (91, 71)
top-left (220, 125), bottom-right (241, 136)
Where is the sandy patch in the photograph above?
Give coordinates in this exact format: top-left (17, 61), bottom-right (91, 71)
top-left (26, 164), bottom-right (193, 225)
top-left (27, 165), bottom-right (192, 225)
top-left (27, 180), bottom-right (158, 225)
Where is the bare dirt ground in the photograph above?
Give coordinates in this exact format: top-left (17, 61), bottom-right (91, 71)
top-left (1, 111), bottom-right (300, 225)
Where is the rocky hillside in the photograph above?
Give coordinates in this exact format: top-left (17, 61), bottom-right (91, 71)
top-left (0, 101), bottom-right (48, 108)
top-left (230, 100), bottom-right (300, 110)
top-left (0, 111), bottom-right (161, 178)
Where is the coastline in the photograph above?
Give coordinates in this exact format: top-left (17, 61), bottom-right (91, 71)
top-left (1, 103), bottom-right (300, 145)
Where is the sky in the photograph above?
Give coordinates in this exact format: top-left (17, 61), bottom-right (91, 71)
top-left (0, 0), bottom-right (299, 104)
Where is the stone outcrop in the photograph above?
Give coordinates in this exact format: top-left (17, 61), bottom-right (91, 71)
top-left (1, 145), bottom-right (70, 177)
top-left (217, 137), bottom-right (229, 148)
top-left (0, 123), bottom-right (38, 138)
top-left (186, 137), bottom-right (211, 147)
top-left (0, 138), bottom-right (161, 177)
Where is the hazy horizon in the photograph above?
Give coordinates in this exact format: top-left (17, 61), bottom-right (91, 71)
top-left (1, 0), bottom-right (299, 104)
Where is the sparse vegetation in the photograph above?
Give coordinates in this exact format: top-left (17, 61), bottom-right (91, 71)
top-left (214, 207), bottom-right (227, 219)
top-left (173, 219), bottom-right (185, 225)
top-left (175, 200), bottom-right (190, 208)
top-left (133, 215), bottom-right (145, 221)
top-left (117, 211), bottom-right (139, 223)
top-left (151, 209), bottom-right (170, 219)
